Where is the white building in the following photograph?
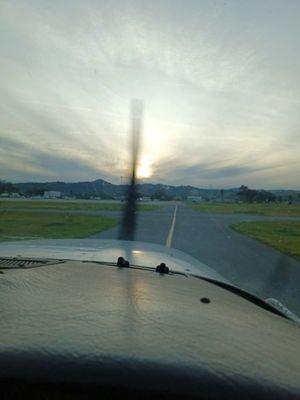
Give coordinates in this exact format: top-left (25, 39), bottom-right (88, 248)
top-left (0, 192), bottom-right (20, 198)
top-left (44, 191), bottom-right (61, 199)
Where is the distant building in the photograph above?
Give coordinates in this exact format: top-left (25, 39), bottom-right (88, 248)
top-left (187, 196), bottom-right (203, 203)
top-left (141, 196), bottom-right (151, 202)
top-left (44, 191), bottom-right (61, 199)
top-left (0, 192), bottom-right (20, 198)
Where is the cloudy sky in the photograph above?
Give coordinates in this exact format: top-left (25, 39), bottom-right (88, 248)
top-left (1, 0), bottom-right (300, 188)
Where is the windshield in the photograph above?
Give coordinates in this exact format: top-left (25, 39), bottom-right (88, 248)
top-left (0, 0), bottom-right (300, 316)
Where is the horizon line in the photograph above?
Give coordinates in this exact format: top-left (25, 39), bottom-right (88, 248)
top-left (3, 177), bottom-right (299, 192)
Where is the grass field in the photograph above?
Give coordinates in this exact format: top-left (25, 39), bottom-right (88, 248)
top-left (231, 221), bottom-right (300, 261)
top-left (0, 200), bottom-right (159, 212)
top-left (0, 210), bottom-right (117, 241)
top-left (188, 202), bottom-right (300, 217)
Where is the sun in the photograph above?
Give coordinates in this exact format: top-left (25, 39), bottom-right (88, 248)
top-left (136, 158), bottom-right (152, 179)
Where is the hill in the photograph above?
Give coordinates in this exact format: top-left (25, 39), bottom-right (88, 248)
top-left (13, 179), bottom-right (220, 200)
top-left (8, 179), bottom-right (300, 201)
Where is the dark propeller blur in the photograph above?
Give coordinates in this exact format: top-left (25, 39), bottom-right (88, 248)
top-left (119, 99), bottom-right (144, 241)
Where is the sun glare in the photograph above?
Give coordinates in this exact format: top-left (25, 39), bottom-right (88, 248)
top-left (137, 157), bottom-right (152, 179)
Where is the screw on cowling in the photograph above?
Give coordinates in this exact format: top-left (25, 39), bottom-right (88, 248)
top-left (156, 263), bottom-right (169, 274)
top-left (117, 257), bottom-right (130, 268)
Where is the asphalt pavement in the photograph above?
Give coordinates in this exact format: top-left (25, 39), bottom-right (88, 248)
top-left (93, 204), bottom-right (300, 315)
top-left (2, 202), bottom-right (300, 314)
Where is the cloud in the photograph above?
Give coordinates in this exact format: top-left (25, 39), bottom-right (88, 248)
top-left (0, 135), bottom-right (119, 183)
top-left (0, 0), bottom-right (300, 188)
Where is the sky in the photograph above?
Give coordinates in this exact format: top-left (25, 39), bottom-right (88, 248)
top-left (0, 0), bottom-right (300, 189)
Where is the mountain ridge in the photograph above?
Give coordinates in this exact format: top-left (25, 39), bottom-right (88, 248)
top-left (11, 178), bottom-right (300, 200)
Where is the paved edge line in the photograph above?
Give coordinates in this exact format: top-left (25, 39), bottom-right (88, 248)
top-left (165, 205), bottom-right (178, 248)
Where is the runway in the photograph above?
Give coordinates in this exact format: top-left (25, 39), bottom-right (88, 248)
top-left (93, 203), bottom-right (300, 315)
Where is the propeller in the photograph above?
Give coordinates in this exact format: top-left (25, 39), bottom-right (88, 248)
top-left (118, 99), bottom-right (144, 241)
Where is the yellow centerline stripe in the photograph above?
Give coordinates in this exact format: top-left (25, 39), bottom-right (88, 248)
top-left (165, 205), bottom-right (178, 248)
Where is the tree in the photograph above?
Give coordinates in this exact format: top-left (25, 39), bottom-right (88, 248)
top-left (220, 189), bottom-right (224, 201)
top-left (237, 186), bottom-right (275, 203)
top-left (255, 190), bottom-right (276, 203)
top-left (237, 186), bottom-right (257, 203)
top-left (0, 180), bottom-right (18, 194)
top-left (25, 188), bottom-right (45, 197)
top-left (151, 187), bottom-right (173, 201)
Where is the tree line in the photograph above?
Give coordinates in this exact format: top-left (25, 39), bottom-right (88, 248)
top-left (236, 185), bottom-right (276, 203)
top-left (0, 180), bottom-right (18, 194)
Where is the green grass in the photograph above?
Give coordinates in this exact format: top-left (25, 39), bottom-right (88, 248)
top-left (231, 221), bottom-right (300, 261)
top-left (0, 210), bottom-right (117, 241)
top-left (188, 202), bottom-right (300, 217)
top-left (0, 200), bottom-right (159, 212)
